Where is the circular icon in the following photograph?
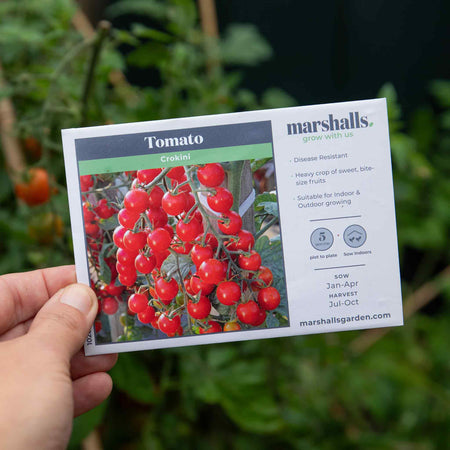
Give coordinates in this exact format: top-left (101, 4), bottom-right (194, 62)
top-left (343, 224), bottom-right (367, 248)
top-left (310, 228), bottom-right (334, 251)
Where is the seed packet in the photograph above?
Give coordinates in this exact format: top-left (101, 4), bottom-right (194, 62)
top-left (62, 98), bottom-right (403, 355)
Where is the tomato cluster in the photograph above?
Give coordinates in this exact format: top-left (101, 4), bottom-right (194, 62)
top-left (82, 163), bottom-right (281, 340)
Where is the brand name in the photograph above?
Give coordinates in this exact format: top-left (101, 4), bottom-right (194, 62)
top-left (144, 134), bottom-right (204, 149)
top-left (287, 112), bottom-right (369, 135)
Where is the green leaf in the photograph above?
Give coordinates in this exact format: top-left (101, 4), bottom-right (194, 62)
top-left (161, 252), bottom-right (192, 284)
top-left (261, 88), bottom-right (297, 109)
top-left (110, 353), bottom-right (157, 404)
top-left (258, 201), bottom-right (278, 218)
top-left (220, 24), bottom-right (273, 66)
top-left (98, 215), bottom-right (119, 231)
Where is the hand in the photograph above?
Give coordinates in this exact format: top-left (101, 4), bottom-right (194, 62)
top-left (0, 265), bottom-right (117, 449)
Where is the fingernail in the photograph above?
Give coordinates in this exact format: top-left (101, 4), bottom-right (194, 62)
top-left (60, 284), bottom-right (94, 315)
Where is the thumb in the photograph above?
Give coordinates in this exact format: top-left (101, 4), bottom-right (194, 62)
top-left (28, 283), bottom-right (98, 360)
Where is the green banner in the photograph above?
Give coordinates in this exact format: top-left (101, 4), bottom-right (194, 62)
top-left (78, 143), bottom-right (273, 175)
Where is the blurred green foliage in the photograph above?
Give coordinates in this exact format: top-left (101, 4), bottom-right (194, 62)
top-left (0, 1), bottom-right (449, 449)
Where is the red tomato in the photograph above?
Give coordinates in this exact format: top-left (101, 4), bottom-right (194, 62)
top-left (94, 198), bottom-right (117, 219)
top-left (162, 191), bottom-right (187, 216)
top-left (166, 166), bottom-right (185, 181)
top-left (176, 218), bottom-right (202, 242)
top-left (118, 271), bottom-right (137, 287)
top-left (118, 208), bottom-right (140, 230)
top-left (187, 295), bottom-right (211, 319)
top-left (236, 301), bottom-right (260, 324)
top-left (197, 163), bottom-right (225, 187)
top-left (218, 210), bottom-right (243, 235)
top-left (136, 168), bottom-right (162, 184)
top-left (257, 286), bottom-right (281, 311)
top-left (189, 275), bottom-right (215, 295)
top-left (135, 253), bottom-right (156, 274)
top-left (207, 187), bottom-right (233, 213)
top-left (238, 250), bottom-right (262, 271)
top-left (117, 247), bottom-right (138, 266)
top-left (113, 225), bottom-right (127, 249)
top-left (199, 320), bottom-right (222, 334)
top-left (137, 306), bottom-right (156, 324)
top-left (148, 185), bottom-right (164, 208)
top-left (79, 175), bottom-right (94, 192)
top-left (128, 293), bottom-right (149, 313)
top-left (155, 277), bottom-right (179, 302)
top-left (216, 281), bottom-right (241, 305)
top-left (251, 266), bottom-right (273, 290)
top-left (15, 167), bottom-right (51, 206)
top-left (158, 313), bottom-right (181, 335)
top-left (147, 227), bottom-right (172, 252)
top-left (123, 230), bottom-right (147, 252)
top-left (124, 188), bottom-right (149, 213)
top-left (197, 258), bottom-right (226, 285)
top-left (250, 308), bottom-right (266, 326)
top-left (190, 244), bottom-right (213, 268)
top-left (104, 281), bottom-right (125, 297)
top-left (146, 207), bottom-right (168, 228)
top-left (102, 297), bottom-right (119, 315)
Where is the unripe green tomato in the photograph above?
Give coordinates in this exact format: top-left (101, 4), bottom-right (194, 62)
top-left (176, 291), bottom-right (185, 306)
top-left (119, 313), bottom-right (135, 327)
top-left (126, 327), bottom-right (142, 341)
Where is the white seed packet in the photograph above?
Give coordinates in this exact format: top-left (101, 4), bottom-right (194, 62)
top-left (62, 98), bottom-right (403, 355)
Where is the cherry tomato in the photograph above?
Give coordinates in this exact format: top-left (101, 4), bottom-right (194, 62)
top-left (118, 208), bottom-right (140, 230)
top-left (223, 321), bottom-right (241, 332)
top-left (124, 188), bottom-right (149, 213)
top-left (171, 237), bottom-right (193, 254)
top-left (257, 286), bottom-right (281, 311)
top-left (176, 217), bottom-right (202, 242)
top-left (147, 227), bottom-right (172, 252)
top-left (218, 210), bottom-right (243, 235)
top-left (83, 202), bottom-right (96, 223)
top-left (197, 258), bottom-right (226, 285)
top-left (94, 198), bottom-right (117, 219)
top-left (207, 187), bottom-right (233, 213)
top-left (187, 295), bottom-right (211, 319)
top-left (183, 192), bottom-right (196, 212)
top-left (197, 163), bottom-right (225, 187)
top-left (190, 244), bottom-right (213, 268)
top-left (154, 249), bottom-right (170, 269)
top-left (102, 297), bottom-right (119, 315)
top-left (238, 250), bottom-right (262, 271)
top-left (236, 301), bottom-right (260, 324)
top-left (216, 281), bottom-right (241, 305)
top-left (94, 320), bottom-right (102, 333)
top-left (137, 306), bottom-right (156, 324)
top-left (229, 229), bottom-right (255, 252)
top-left (117, 247), bottom-right (138, 266)
top-left (15, 167), bottom-right (51, 206)
top-left (155, 277), bottom-right (179, 302)
top-left (161, 191), bottom-right (187, 216)
top-left (104, 281), bottom-right (125, 297)
top-left (123, 230), bottom-right (147, 252)
top-left (135, 253), bottom-right (156, 274)
top-left (27, 211), bottom-right (63, 244)
top-left (199, 320), bottom-right (222, 334)
top-left (146, 207), bottom-right (168, 228)
top-left (118, 271), bottom-right (137, 287)
top-left (79, 175), bottom-right (94, 192)
top-left (85, 221), bottom-right (100, 237)
top-left (128, 293), bottom-right (149, 313)
top-left (250, 308), bottom-right (266, 326)
top-left (113, 225), bottom-right (127, 248)
top-left (136, 168), bottom-right (162, 184)
top-left (251, 266), bottom-right (273, 290)
top-left (166, 166), bottom-right (185, 181)
top-left (148, 185), bottom-right (164, 208)
top-left (189, 275), bottom-right (215, 295)
top-left (158, 313), bottom-right (181, 335)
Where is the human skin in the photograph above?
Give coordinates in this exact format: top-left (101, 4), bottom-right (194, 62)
top-left (0, 265), bottom-right (117, 449)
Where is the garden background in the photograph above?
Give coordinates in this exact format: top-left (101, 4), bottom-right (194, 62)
top-left (0, 0), bottom-right (449, 448)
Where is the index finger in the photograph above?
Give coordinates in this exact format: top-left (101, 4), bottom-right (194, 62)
top-left (0, 265), bottom-right (77, 335)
